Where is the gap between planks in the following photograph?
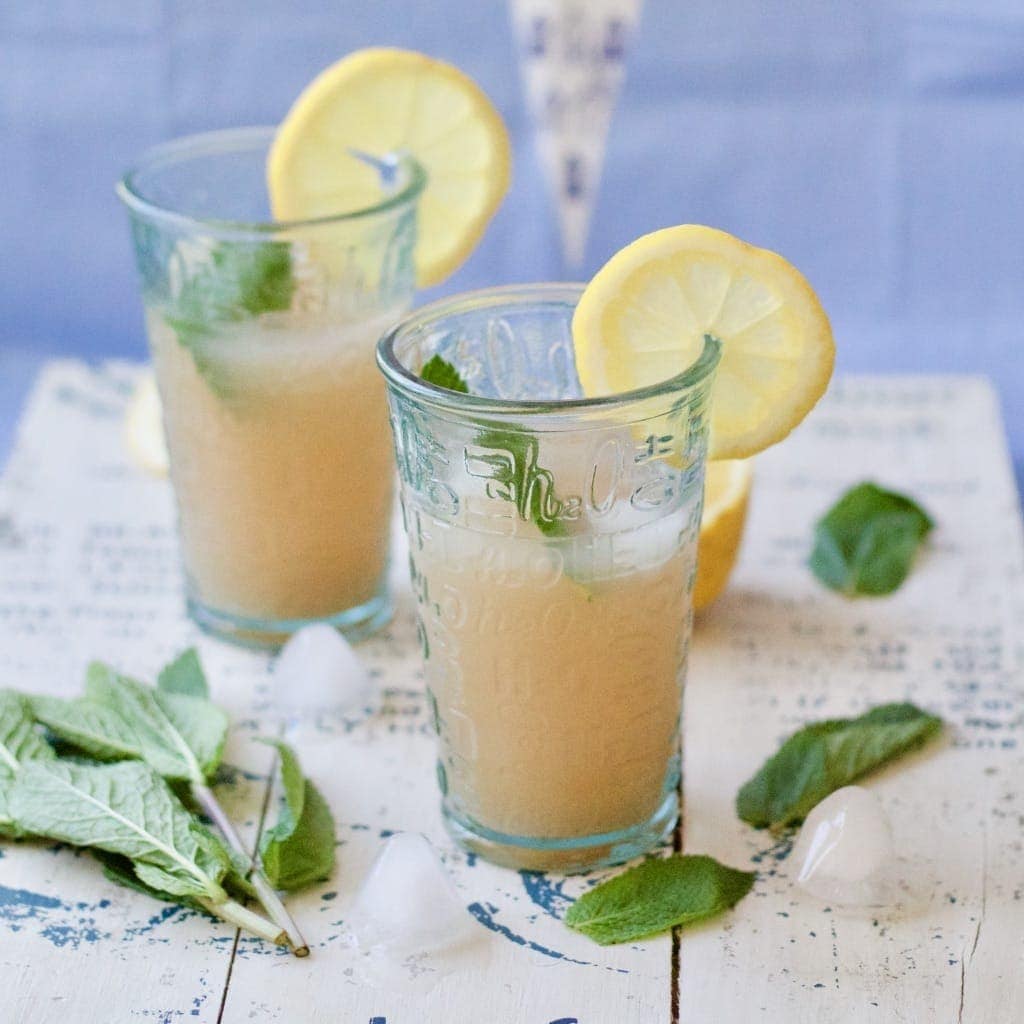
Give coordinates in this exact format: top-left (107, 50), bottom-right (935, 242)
top-left (216, 747), bottom-right (281, 1024)
top-left (670, 762), bottom-right (684, 1024)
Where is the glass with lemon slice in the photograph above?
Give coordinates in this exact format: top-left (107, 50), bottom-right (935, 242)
top-left (379, 229), bottom-right (833, 871)
top-left (117, 49), bottom-right (510, 646)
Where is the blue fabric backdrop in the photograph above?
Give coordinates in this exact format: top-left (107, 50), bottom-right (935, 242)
top-left (2, 1), bottom-right (1022, 482)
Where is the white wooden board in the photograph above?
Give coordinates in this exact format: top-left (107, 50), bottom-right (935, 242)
top-left (0, 364), bottom-right (1020, 1023)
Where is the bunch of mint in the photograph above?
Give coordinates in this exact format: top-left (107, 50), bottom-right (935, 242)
top-left (165, 240), bottom-right (295, 399)
top-left (0, 650), bottom-right (334, 955)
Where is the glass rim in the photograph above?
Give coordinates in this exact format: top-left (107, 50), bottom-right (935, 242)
top-left (115, 125), bottom-right (427, 238)
top-left (376, 282), bottom-right (722, 416)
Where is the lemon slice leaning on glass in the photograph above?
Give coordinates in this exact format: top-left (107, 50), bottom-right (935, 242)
top-left (572, 225), bottom-right (835, 460)
top-left (267, 47), bottom-right (511, 288)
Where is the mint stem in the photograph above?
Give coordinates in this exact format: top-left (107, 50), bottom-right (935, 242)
top-left (199, 896), bottom-right (287, 947)
top-left (192, 782), bottom-right (310, 957)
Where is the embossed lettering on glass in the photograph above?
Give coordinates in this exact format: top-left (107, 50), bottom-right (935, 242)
top-left (378, 285), bottom-right (720, 871)
top-left (118, 129), bottom-right (424, 646)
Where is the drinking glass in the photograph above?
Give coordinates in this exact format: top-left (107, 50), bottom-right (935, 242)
top-left (377, 284), bottom-right (720, 871)
top-left (118, 128), bottom-right (424, 647)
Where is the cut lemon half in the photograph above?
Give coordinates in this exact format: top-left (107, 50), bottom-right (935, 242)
top-left (694, 459), bottom-right (753, 610)
top-left (268, 48), bottom-right (511, 288)
top-left (572, 225), bottom-right (834, 459)
top-left (125, 371), bottom-right (169, 476)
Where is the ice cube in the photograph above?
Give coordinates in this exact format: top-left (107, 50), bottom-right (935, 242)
top-left (348, 832), bottom-right (476, 956)
top-left (792, 785), bottom-right (895, 906)
top-left (272, 623), bottom-right (372, 726)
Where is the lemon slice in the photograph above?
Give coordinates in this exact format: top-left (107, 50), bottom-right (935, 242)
top-left (572, 225), bottom-right (834, 459)
top-left (125, 371), bottom-right (169, 476)
top-left (268, 48), bottom-right (511, 288)
top-left (694, 459), bottom-right (753, 610)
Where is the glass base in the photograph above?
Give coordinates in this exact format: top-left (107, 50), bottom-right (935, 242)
top-left (443, 790), bottom-right (679, 874)
top-left (187, 587), bottom-right (393, 650)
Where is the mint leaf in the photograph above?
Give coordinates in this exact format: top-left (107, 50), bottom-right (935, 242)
top-left (157, 648), bottom-right (209, 699)
top-left (420, 355), bottom-right (469, 393)
top-left (258, 739), bottom-right (336, 891)
top-left (565, 854), bottom-right (755, 945)
top-left (166, 241), bottom-right (294, 398)
top-left (0, 690), bottom-right (54, 771)
top-left (31, 694), bottom-right (144, 763)
top-left (93, 840), bottom-right (279, 942)
top-left (85, 662), bottom-right (228, 782)
top-left (9, 759), bottom-right (230, 900)
top-left (0, 690), bottom-right (55, 835)
top-left (173, 241), bottom-right (294, 323)
top-left (471, 426), bottom-right (568, 537)
top-left (34, 663), bottom-right (228, 783)
top-left (415, 356), bottom-right (572, 538)
top-left (810, 482), bottom-right (934, 596)
top-left (93, 849), bottom-right (199, 907)
top-left (736, 702), bottom-right (943, 829)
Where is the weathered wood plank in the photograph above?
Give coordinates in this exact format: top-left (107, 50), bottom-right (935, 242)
top-left (680, 377), bottom-right (1024, 1021)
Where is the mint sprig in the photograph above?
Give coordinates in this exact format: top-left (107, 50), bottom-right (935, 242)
top-left (165, 240), bottom-right (295, 398)
top-left (417, 355), bottom-right (569, 537)
top-left (810, 482), bottom-right (934, 596)
top-left (472, 426), bottom-right (567, 537)
top-left (736, 702), bottom-right (942, 830)
top-left (565, 854), bottom-right (755, 945)
top-left (420, 354), bottom-right (469, 393)
top-left (20, 650), bottom-right (336, 954)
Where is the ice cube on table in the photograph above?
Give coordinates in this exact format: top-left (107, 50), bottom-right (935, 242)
top-left (348, 832), bottom-right (476, 956)
top-left (792, 785), bottom-right (895, 906)
top-left (272, 623), bottom-right (372, 726)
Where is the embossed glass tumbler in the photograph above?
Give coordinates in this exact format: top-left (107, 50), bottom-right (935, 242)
top-left (118, 128), bottom-right (424, 647)
top-left (378, 284), bottom-right (721, 871)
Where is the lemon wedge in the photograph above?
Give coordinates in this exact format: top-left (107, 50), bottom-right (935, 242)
top-left (268, 48), bottom-right (511, 288)
top-left (694, 459), bottom-right (753, 609)
top-left (572, 225), bottom-right (834, 459)
top-left (125, 371), bottom-right (169, 476)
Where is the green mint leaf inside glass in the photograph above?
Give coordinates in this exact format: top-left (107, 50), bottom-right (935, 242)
top-left (416, 355), bottom-right (570, 539)
top-left (420, 354), bottom-right (469, 393)
top-left (166, 240), bottom-right (295, 398)
top-left (565, 854), bottom-right (755, 945)
top-left (736, 702), bottom-right (943, 830)
top-left (472, 426), bottom-right (567, 537)
top-left (809, 482), bottom-right (934, 596)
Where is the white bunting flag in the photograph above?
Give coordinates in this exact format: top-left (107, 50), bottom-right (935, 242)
top-left (509, 0), bottom-right (643, 269)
